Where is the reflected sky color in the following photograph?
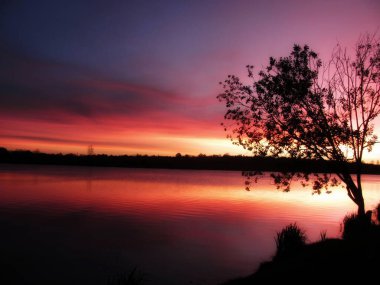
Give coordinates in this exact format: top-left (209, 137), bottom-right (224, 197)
top-left (2, 165), bottom-right (380, 221)
top-left (1, 165), bottom-right (380, 284)
top-left (0, 0), bottom-right (379, 158)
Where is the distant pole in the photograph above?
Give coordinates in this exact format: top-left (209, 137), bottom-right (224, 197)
top-left (87, 145), bottom-right (94, 156)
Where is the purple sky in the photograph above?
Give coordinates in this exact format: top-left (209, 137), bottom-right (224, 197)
top-left (0, 0), bottom-right (379, 159)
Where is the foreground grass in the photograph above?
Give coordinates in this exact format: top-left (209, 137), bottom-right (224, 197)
top-left (222, 209), bottom-right (380, 284)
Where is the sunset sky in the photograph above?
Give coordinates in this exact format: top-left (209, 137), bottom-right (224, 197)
top-left (0, 0), bottom-right (379, 160)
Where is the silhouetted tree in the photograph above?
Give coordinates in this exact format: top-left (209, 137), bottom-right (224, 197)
top-left (218, 33), bottom-right (380, 216)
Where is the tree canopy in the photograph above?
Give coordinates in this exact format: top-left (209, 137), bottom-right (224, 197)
top-left (218, 33), bottom-right (380, 216)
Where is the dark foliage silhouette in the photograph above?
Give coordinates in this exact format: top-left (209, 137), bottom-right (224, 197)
top-left (1, 147), bottom-right (379, 174)
top-left (274, 223), bottom-right (306, 258)
top-left (341, 210), bottom-right (378, 241)
top-left (218, 33), bottom-right (380, 216)
top-left (222, 203), bottom-right (380, 285)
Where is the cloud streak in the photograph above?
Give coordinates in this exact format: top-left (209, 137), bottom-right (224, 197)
top-left (0, 48), bottom-right (228, 154)
top-left (1, 47), bottom-right (213, 117)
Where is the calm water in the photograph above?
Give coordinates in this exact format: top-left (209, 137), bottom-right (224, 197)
top-left (0, 164), bottom-right (379, 285)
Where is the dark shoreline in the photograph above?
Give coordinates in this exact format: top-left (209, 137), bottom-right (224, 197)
top-left (222, 214), bottom-right (380, 285)
top-left (222, 237), bottom-right (380, 284)
top-left (1, 147), bottom-right (380, 174)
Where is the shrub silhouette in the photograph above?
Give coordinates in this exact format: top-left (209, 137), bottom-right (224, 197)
top-left (341, 212), bottom-right (373, 241)
top-left (275, 223), bottom-right (306, 258)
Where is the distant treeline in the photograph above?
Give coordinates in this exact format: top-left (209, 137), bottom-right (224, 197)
top-left (0, 147), bottom-right (379, 174)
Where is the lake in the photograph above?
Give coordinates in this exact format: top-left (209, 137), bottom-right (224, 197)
top-left (0, 164), bottom-right (379, 285)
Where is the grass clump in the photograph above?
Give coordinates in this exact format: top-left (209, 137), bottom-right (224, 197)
top-left (274, 223), bottom-right (306, 258)
top-left (319, 230), bottom-right (327, 241)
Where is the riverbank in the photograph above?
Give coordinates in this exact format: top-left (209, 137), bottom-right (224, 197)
top-left (1, 147), bottom-right (380, 174)
top-left (222, 216), bottom-right (380, 284)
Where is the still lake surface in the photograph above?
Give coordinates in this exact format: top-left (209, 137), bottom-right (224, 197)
top-left (0, 164), bottom-right (379, 284)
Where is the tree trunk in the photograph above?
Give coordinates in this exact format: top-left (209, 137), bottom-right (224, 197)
top-left (356, 194), bottom-right (365, 217)
top-left (355, 162), bottom-right (365, 217)
top-left (341, 171), bottom-right (366, 216)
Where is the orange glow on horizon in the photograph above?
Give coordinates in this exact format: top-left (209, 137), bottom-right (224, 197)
top-left (1, 121), bottom-right (379, 162)
top-left (0, 131), bottom-right (250, 156)
top-left (1, 97), bottom-right (380, 160)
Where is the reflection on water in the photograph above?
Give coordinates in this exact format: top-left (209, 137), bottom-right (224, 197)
top-left (0, 164), bottom-right (379, 284)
